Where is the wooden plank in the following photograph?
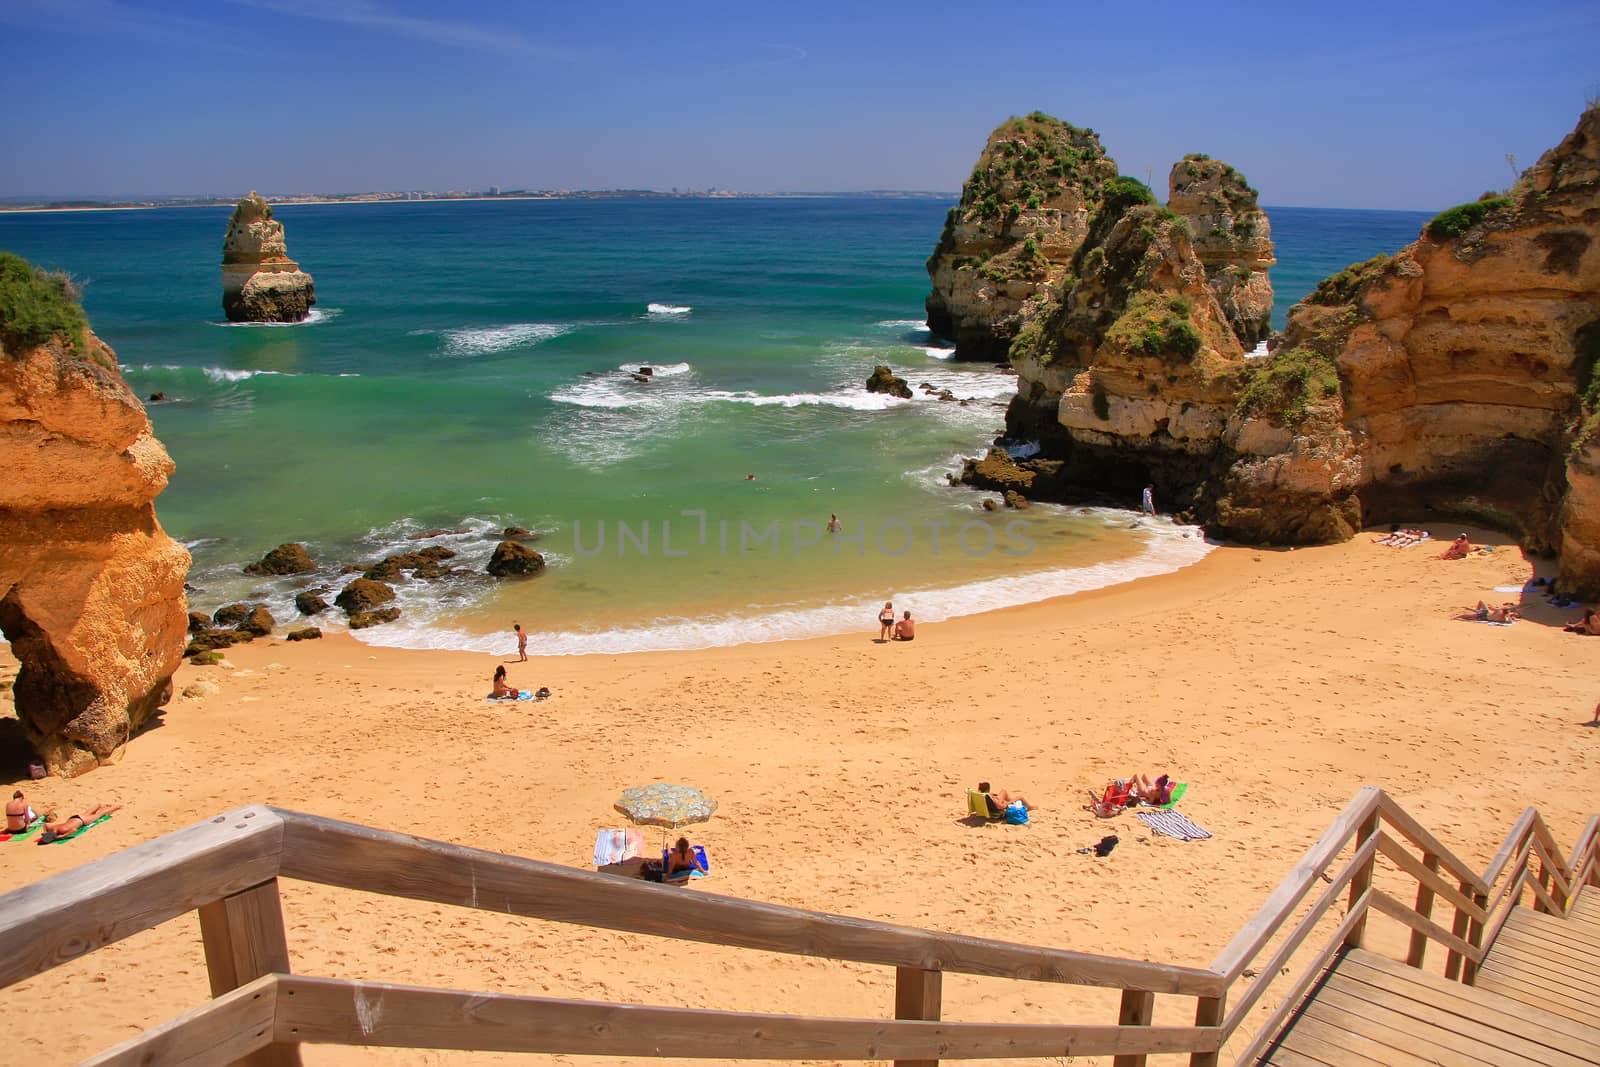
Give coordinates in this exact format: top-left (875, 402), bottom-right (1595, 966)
top-left (1299, 988), bottom-right (1508, 1067)
top-left (1491, 923), bottom-right (1600, 972)
top-left (271, 974), bottom-right (1221, 1059)
top-left (1481, 809), bottom-right (1540, 888)
top-left (1368, 888), bottom-right (1480, 962)
top-left (1374, 834), bottom-right (1487, 921)
top-left (1187, 994), bottom-right (1225, 1067)
top-left (1525, 867), bottom-right (1565, 916)
top-left (1475, 967), bottom-right (1600, 1024)
top-left (1261, 1043), bottom-right (1348, 1067)
top-left (1272, 1009), bottom-right (1436, 1067)
top-left (1509, 906), bottom-right (1600, 947)
top-left (1227, 897), bottom-right (1369, 1067)
top-left (198, 879), bottom-right (301, 1067)
top-left (1479, 941), bottom-right (1600, 1001)
top-left (1210, 786), bottom-right (1382, 981)
top-left (81, 974), bottom-right (278, 1067)
top-left (893, 966), bottom-right (941, 1067)
top-left (1318, 974), bottom-right (1593, 1067)
top-left (274, 810), bottom-right (1221, 996)
top-left (1375, 793), bottom-right (1490, 894)
top-left (1220, 833), bottom-right (1380, 1037)
top-left (1111, 988), bottom-right (1154, 1067)
top-left (1341, 950), bottom-right (1600, 1060)
top-left (0, 806), bottom-right (284, 990)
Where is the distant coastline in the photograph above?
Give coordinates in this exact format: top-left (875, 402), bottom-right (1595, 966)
top-left (0, 189), bottom-right (957, 214)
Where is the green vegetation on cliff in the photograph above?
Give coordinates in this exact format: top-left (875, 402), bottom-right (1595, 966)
top-left (1236, 346), bottom-right (1340, 426)
top-left (1308, 253), bottom-right (1391, 307)
top-left (0, 251), bottom-right (89, 358)
top-left (1426, 197), bottom-right (1514, 240)
top-left (1107, 292), bottom-right (1203, 361)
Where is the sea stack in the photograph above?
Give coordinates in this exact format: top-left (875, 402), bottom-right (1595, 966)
top-left (0, 253), bottom-right (191, 775)
top-left (220, 191), bottom-right (316, 322)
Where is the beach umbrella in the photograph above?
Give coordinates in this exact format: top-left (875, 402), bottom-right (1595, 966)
top-left (615, 783), bottom-right (717, 830)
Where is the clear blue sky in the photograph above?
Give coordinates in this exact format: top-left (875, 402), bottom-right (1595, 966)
top-left (2, 0), bottom-right (1596, 209)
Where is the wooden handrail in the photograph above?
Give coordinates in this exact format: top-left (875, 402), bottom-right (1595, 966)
top-left (1481, 808), bottom-right (1539, 888)
top-left (1374, 793), bottom-right (1490, 894)
top-left (1208, 787), bottom-right (1381, 981)
top-left (272, 975), bottom-right (1223, 1060)
top-left (83, 974), bottom-right (279, 1067)
top-left (274, 810), bottom-right (1223, 997)
top-left (1367, 890), bottom-right (1481, 963)
top-left (0, 806), bottom-right (283, 990)
top-left (1373, 833), bottom-right (1487, 923)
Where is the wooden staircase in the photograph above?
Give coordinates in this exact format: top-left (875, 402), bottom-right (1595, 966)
top-left (1259, 878), bottom-right (1600, 1064)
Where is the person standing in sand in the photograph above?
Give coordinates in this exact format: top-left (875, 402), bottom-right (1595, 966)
top-left (1141, 485), bottom-right (1155, 515)
top-left (877, 601), bottom-right (895, 642)
top-left (514, 623), bottom-right (528, 662)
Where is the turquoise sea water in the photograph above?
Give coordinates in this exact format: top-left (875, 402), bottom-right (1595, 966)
top-left (0, 199), bottom-right (1430, 653)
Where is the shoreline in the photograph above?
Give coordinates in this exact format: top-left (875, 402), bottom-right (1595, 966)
top-left (4, 525), bottom-right (1599, 1064)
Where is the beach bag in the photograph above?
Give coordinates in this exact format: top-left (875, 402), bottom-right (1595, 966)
top-left (1004, 802), bottom-right (1029, 825)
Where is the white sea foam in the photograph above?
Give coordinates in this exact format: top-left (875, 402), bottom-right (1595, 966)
top-left (923, 346), bottom-right (957, 360)
top-left (439, 322), bottom-right (574, 358)
top-left (1245, 339), bottom-right (1271, 359)
top-left (202, 367), bottom-right (288, 382)
top-left (876, 319), bottom-right (931, 332)
top-left (352, 520), bottom-right (1215, 657)
top-left (620, 361), bottom-right (692, 377)
top-left (211, 307), bottom-right (341, 328)
top-left (647, 303), bottom-right (692, 316)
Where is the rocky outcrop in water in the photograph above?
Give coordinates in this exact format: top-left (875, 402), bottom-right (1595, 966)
top-left (0, 254), bottom-right (190, 775)
top-left (954, 107), bottom-right (1600, 592)
top-left (865, 365), bottom-right (912, 399)
top-left (221, 191), bottom-right (316, 323)
top-left (925, 113), bottom-right (1120, 359)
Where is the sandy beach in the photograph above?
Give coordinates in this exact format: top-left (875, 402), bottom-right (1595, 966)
top-left (3, 525), bottom-right (1597, 1065)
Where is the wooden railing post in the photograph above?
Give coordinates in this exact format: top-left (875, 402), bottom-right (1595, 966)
top-left (1405, 852), bottom-right (1439, 968)
top-left (1343, 811), bottom-right (1381, 948)
top-left (1188, 994), bottom-right (1226, 1067)
top-left (893, 966), bottom-right (942, 1067)
top-left (1444, 875), bottom-right (1471, 981)
top-left (1111, 988), bottom-right (1155, 1067)
top-left (199, 879), bottom-right (300, 1067)
top-left (1462, 888), bottom-right (1489, 985)
top-left (1535, 865), bottom-right (1554, 914)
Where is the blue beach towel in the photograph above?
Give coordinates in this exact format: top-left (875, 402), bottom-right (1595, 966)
top-left (662, 844), bottom-right (710, 881)
top-left (485, 688), bottom-right (549, 703)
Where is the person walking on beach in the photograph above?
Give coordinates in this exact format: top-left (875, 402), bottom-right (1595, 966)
top-left (1141, 485), bottom-right (1155, 515)
top-left (514, 622), bottom-right (527, 662)
top-left (877, 601), bottom-right (895, 642)
top-left (827, 513), bottom-right (842, 533)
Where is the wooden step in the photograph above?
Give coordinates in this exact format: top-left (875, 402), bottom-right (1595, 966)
top-left (1257, 947), bottom-right (1600, 1065)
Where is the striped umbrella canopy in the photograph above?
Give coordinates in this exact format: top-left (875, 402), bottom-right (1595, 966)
top-left (614, 783), bottom-right (717, 829)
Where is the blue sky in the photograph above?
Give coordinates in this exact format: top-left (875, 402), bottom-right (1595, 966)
top-left (1, 0), bottom-right (1596, 209)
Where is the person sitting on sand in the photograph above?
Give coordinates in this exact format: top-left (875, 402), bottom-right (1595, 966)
top-left (894, 610), bottom-right (916, 641)
top-left (977, 781), bottom-right (1034, 816)
top-left (1440, 534), bottom-right (1471, 560)
top-left (663, 836), bottom-right (702, 880)
top-left (1565, 609), bottom-right (1600, 635)
top-left (1127, 772), bottom-right (1175, 806)
top-left (39, 804), bottom-right (122, 844)
top-left (6, 790), bottom-right (37, 833)
top-left (491, 665), bottom-right (518, 699)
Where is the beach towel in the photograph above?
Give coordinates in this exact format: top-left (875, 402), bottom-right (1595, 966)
top-left (1, 817), bottom-right (42, 842)
top-left (1135, 810), bottom-right (1210, 841)
top-left (485, 689), bottom-right (546, 703)
top-left (1151, 782), bottom-right (1189, 810)
top-left (592, 827), bottom-right (644, 866)
top-left (38, 813), bottom-right (111, 845)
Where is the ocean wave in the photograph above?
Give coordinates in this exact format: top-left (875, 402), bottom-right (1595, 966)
top-left (438, 322), bottom-right (575, 358)
top-left (352, 521), bottom-right (1215, 657)
top-left (551, 365), bottom-right (1014, 414)
top-left (875, 319), bottom-right (931, 332)
top-left (646, 303), bottom-right (692, 316)
top-left (923, 346), bottom-right (957, 360)
top-left (619, 361), bottom-right (692, 377)
top-left (203, 367), bottom-right (288, 383)
top-left (210, 307), bottom-right (341, 328)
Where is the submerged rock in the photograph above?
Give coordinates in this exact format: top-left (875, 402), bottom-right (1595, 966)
top-left (286, 626), bottom-right (322, 641)
top-left (865, 365), bottom-right (913, 399)
top-left (188, 611), bottom-right (212, 633)
top-left (486, 540), bottom-right (545, 577)
top-left (294, 590), bottom-right (329, 616)
top-left (213, 602), bottom-right (252, 627)
top-left (236, 605), bottom-right (275, 637)
top-left (243, 542), bottom-right (314, 576)
top-left (349, 607), bottom-right (401, 629)
top-left (335, 578), bottom-right (395, 614)
top-left (220, 192), bottom-right (316, 323)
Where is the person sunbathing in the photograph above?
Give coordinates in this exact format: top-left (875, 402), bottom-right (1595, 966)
top-left (663, 836), bottom-right (703, 880)
top-left (1463, 600), bottom-right (1518, 623)
top-left (1565, 609), bottom-right (1600, 635)
top-left (5, 790), bottom-right (37, 833)
top-left (1126, 772), bottom-right (1175, 806)
top-left (976, 781), bottom-right (1034, 816)
top-left (39, 803), bottom-right (122, 843)
top-left (1440, 534), bottom-right (1471, 560)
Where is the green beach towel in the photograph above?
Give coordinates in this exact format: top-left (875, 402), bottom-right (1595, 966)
top-left (1, 817), bottom-right (43, 842)
top-left (1158, 783), bottom-right (1188, 810)
top-left (39, 813), bottom-right (111, 844)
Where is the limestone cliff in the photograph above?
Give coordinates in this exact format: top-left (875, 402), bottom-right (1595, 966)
top-left (925, 113), bottom-right (1119, 359)
top-left (0, 254), bottom-right (190, 775)
top-left (959, 106), bottom-right (1600, 594)
top-left (221, 191), bottom-right (316, 322)
top-left (1168, 155), bottom-right (1275, 349)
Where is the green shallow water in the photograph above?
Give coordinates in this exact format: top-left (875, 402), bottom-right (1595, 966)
top-left (0, 199), bottom-right (1425, 653)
